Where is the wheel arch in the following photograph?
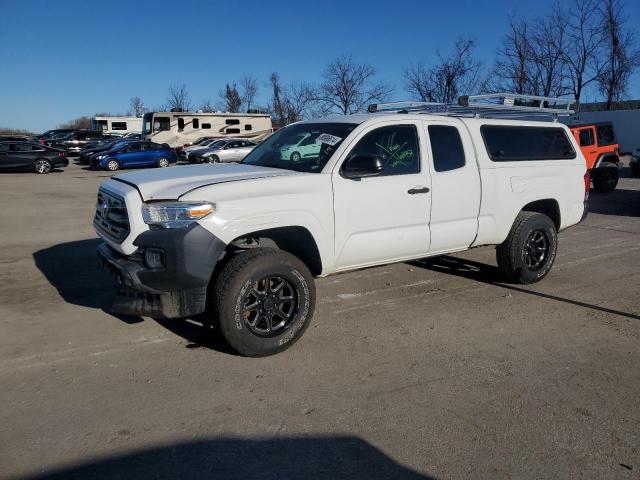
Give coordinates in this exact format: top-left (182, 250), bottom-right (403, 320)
top-left (521, 198), bottom-right (561, 231)
top-left (227, 226), bottom-right (323, 276)
top-left (594, 153), bottom-right (619, 169)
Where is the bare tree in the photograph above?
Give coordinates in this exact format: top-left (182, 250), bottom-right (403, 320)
top-left (404, 38), bottom-right (481, 103)
top-left (58, 116), bottom-right (92, 129)
top-left (313, 55), bottom-right (392, 115)
top-left (129, 97), bottom-right (146, 117)
top-left (268, 73), bottom-right (315, 127)
top-left (218, 83), bottom-right (242, 113)
top-left (488, 18), bottom-right (535, 94)
top-left (285, 82), bottom-right (315, 123)
top-left (269, 72), bottom-right (287, 127)
top-left (562, 0), bottom-right (606, 101)
top-left (166, 84), bottom-right (192, 111)
top-left (597, 0), bottom-right (640, 108)
top-left (240, 75), bottom-right (259, 111)
top-left (199, 100), bottom-right (216, 112)
top-left (528, 6), bottom-right (569, 97)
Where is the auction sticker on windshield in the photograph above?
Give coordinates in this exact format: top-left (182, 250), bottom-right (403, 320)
top-left (316, 133), bottom-right (342, 146)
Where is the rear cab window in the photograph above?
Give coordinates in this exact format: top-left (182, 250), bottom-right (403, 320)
top-left (481, 125), bottom-right (576, 161)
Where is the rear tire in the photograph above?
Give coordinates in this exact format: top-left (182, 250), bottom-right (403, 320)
top-left (592, 167), bottom-right (618, 193)
top-left (34, 159), bottom-right (52, 174)
top-left (207, 155), bottom-right (219, 163)
top-left (496, 211), bottom-right (558, 284)
top-left (106, 159), bottom-right (120, 171)
top-left (158, 157), bottom-right (170, 168)
top-left (290, 151), bottom-right (301, 162)
top-left (212, 248), bottom-right (315, 357)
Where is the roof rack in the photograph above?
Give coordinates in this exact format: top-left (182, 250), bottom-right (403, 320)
top-left (368, 93), bottom-right (578, 121)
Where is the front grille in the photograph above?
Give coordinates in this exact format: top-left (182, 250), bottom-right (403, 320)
top-left (93, 188), bottom-right (130, 243)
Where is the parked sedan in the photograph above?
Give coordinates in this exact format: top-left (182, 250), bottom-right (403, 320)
top-left (52, 130), bottom-right (105, 155)
top-left (90, 141), bottom-right (176, 171)
top-left (79, 139), bottom-right (135, 163)
top-left (179, 138), bottom-right (223, 161)
top-left (197, 139), bottom-right (257, 163)
top-left (0, 141), bottom-right (68, 174)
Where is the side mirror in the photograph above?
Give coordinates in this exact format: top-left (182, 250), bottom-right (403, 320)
top-left (342, 154), bottom-right (383, 178)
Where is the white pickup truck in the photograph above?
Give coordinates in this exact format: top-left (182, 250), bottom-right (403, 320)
top-left (95, 96), bottom-right (589, 356)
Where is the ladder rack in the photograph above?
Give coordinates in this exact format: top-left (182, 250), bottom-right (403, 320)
top-left (368, 93), bottom-right (577, 121)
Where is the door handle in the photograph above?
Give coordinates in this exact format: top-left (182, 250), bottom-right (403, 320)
top-left (408, 187), bottom-right (430, 194)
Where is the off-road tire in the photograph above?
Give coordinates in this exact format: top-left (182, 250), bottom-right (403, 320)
top-left (592, 167), bottom-right (618, 193)
top-left (496, 211), bottom-right (558, 284)
top-left (106, 159), bottom-right (120, 171)
top-left (212, 248), bottom-right (315, 357)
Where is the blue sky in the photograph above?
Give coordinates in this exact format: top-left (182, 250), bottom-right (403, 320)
top-left (1, 0), bottom-right (639, 132)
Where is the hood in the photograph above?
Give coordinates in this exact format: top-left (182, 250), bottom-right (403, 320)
top-left (112, 162), bottom-right (297, 201)
top-left (184, 145), bottom-right (211, 153)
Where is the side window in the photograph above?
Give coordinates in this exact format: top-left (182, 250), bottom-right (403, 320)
top-left (193, 118), bottom-right (199, 129)
top-left (245, 124), bottom-right (252, 131)
top-left (0, 143), bottom-right (9, 152)
top-left (111, 122), bottom-right (127, 131)
top-left (226, 128), bottom-right (241, 134)
top-left (154, 117), bottom-right (170, 132)
top-left (481, 126), bottom-right (576, 161)
top-left (16, 143), bottom-right (41, 152)
top-left (596, 124), bottom-right (616, 146)
top-left (346, 125), bottom-right (420, 176)
top-left (579, 128), bottom-right (594, 147)
top-left (201, 123), bottom-right (211, 129)
top-left (428, 125), bottom-right (465, 172)
top-left (177, 118), bottom-right (185, 130)
top-left (226, 119), bottom-right (240, 125)
top-left (127, 144), bottom-right (142, 152)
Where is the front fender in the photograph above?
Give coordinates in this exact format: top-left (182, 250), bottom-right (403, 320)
top-left (183, 173), bottom-right (335, 275)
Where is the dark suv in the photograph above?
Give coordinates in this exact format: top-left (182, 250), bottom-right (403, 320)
top-left (52, 130), bottom-right (105, 156)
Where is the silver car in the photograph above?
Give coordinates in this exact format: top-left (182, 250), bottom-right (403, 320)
top-left (197, 139), bottom-right (257, 163)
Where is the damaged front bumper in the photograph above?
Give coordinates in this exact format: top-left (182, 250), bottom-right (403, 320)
top-left (97, 223), bottom-right (226, 319)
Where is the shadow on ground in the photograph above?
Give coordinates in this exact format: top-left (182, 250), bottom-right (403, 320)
top-left (412, 255), bottom-right (640, 321)
top-left (32, 238), bottom-right (143, 324)
top-left (32, 239), bottom-right (236, 349)
top-left (16, 436), bottom-right (434, 480)
top-left (588, 188), bottom-right (640, 217)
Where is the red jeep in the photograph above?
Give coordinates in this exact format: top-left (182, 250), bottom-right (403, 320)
top-left (569, 122), bottom-right (620, 192)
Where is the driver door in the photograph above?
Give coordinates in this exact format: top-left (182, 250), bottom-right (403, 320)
top-left (331, 122), bottom-right (431, 270)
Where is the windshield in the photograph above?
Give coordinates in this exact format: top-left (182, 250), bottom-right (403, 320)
top-left (108, 140), bottom-right (130, 151)
top-left (242, 122), bottom-right (357, 173)
top-left (142, 113), bottom-right (153, 135)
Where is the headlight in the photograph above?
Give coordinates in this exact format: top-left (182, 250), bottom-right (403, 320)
top-left (141, 202), bottom-right (214, 229)
top-left (97, 155), bottom-right (106, 159)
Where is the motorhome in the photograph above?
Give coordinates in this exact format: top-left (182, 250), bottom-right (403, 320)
top-left (141, 111), bottom-right (272, 147)
top-left (91, 116), bottom-right (143, 135)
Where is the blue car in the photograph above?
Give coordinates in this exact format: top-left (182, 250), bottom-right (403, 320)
top-left (90, 141), bottom-right (177, 171)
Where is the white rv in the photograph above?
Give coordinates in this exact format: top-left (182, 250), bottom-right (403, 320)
top-left (141, 111), bottom-right (273, 147)
top-left (91, 116), bottom-right (143, 135)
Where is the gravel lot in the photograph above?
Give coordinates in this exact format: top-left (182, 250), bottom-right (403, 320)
top-left (0, 159), bottom-right (639, 479)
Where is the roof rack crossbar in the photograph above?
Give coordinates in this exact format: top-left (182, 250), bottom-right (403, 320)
top-left (368, 93), bottom-right (577, 120)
